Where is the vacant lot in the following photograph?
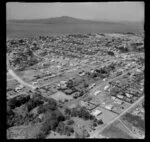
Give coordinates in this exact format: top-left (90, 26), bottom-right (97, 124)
top-left (7, 73), bottom-right (13, 80)
top-left (21, 69), bottom-right (38, 82)
top-left (7, 80), bottom-right (19, 89)
top-left (49, 91), bottom-right (73, 101)
top-left (122, 113), bottom-right (145, 131)
top-left (100, 121), bottom-right (134, 139)
top-left (93, 107), bottom-right (117, 123)
top-left (7, 123), bottom-right (42, 139)
top-left (72, 117), bottom-right (93, 132)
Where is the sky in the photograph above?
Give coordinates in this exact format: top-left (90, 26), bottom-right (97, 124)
top-left (6, 2), bottom-right (144, 22)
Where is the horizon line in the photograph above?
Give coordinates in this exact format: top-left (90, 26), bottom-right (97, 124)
top-left (7, 15), bottom-right (143, 23)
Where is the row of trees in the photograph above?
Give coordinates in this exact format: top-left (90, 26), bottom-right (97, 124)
top-left (65, 107), bottom-right (95, 121)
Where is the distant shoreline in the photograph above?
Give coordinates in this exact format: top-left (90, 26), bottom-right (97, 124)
top-left (7, 23), bottom-right (143, 39)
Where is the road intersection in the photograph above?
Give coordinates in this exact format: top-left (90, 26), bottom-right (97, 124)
top-left (89, 95), bottom-right (144, 138)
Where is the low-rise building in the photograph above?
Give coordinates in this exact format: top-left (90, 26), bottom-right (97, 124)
top-left (105, 105), bottom-right (113, 110)
top-left (94, 90), bottom-right (102, 96)
top-left (125, 93), bottom-right (133, 98)
top-left (117, 94), bottom-right (124, 99)
top-left (104, 84), bottom-right (110, 90)
top-left (91, 109), bottom-right (102, 117)
top-left (111, 96), bottom-right (116, 100)
top-left (89, 83), bottom-right (96, 89)
top-left (15, 84), bottom-right (24, 92)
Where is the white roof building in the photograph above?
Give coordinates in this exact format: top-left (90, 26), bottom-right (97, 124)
top-left (104, 85), bottom-right (110, 90)
top-left (125, 93), bottom-right (132, 98)
top-left (103, 78), bottom-right (106, 81)
top-left (105, 105), bottom-right (113, 110)
top-left (60, 80), bottom-right (67, 84)
top-left (91, 110), bottom-right (102, 117)
top-left (117, 94), bottom-right (124, 99)
top-left (111, 96), bottom-right (116, 100)
top-left (32, 82), bottom-right (38, 85)
top-left (94, 90), bottom-right (102, 96)
top-left (114, 99), bottom-right (123, 104)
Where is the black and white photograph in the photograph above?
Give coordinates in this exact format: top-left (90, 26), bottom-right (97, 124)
top-left (6, 2), bottom-right (144, 139)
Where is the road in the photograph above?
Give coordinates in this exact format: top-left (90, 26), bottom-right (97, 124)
top-left (30, 55), bottom-right (137, 89)
top-left (8, 69), bottom-right (37, 90)
top-left (35, 57), bottom-right (117, 88)
top-left (65, 66), bottom-right (138, 107)
top-left (118, 119), bottom-right (139, 139)
top-left (89, 66), bottom-right (138, 96)
top-left (89, 95), bottom-right (144, 138)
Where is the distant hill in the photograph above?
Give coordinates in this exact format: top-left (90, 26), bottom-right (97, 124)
top-left (7, 16), bottom-right (144, 38)
top-left (7, 16), bottom-right (143, 25)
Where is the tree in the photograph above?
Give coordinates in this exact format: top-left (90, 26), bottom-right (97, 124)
top-left (35, 132), bottom-right (46, 139)
top-left (64, 108), bottom-right (71, 115)
top-left (67, 79), bottom-right (74, 88)
top-left (37, 104), bottom-right (47, 114)
top-left (75, 129), bottom-right (89, 139)
top-left (93, 122), bottom-right (98, 127)
top-left (55, 122), bottom-right (65, 134)
top-left (75, 132), bottom-right (80, 138)
top-left (67, 119), bottom-right (74, 125)
top-left (97, 119), bottom-right (104, 125)
top-left (55, 121), bottom-right (74, 136)
top-left (108, 51), bottom-right (114, 56)
top-left (82, 129), bottom-right (90, 138)
top-left (55, 110), bottom-right (65, 121)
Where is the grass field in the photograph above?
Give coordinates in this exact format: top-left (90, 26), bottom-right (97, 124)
top-left (49, 91), bottom-right (73, 101)
top-left (7, 79), bottom-right (19, 89)
top-left (93, 107), bottom-right (117, 123)
top-left (122, 113), bottom-right (145, 131)
top-left (72, 117), bottom-right (93, 132)
top-left (21, 69), bottom-right (37, 82)
top-left (7, 123), bottom-right (42, 139)
top-left (7, 23), bottom-right (143, 39)
top-left (7, 73), bottom-right (13, 80)
top-left (100, 121), bottom-right (134, 139)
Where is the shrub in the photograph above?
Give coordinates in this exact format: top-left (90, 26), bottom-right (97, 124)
top-left (7, 95), bottom-right (30, 110)
top-left (97, 119), bottom-right (104, 125)
top-left (64, 108), bottom-right (71, 115)
top-left (67, 119), bottom-right (74, 125)
top-left (70, 107), bottom-right (95, 120)
top-left (107, 51), bottom-right (114, 56)
top-left (26, 97), bottom-right (43, 112)
top-left (37, 100), bottom-right (57, 114)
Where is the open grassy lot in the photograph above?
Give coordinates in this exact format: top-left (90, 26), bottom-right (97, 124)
top-left (100, 121), bottom-right (134, 139)
top-left (72, 117), bottom-right (93, 133)
top-left (7, 80), bottom-right (19, 89)
top-left (122, 113), bottom-right (145, 131)
top-left (93, 107), bottom-right (117, 123)
top-left (7, 73), bottom-right (13, 80)
top-left (21, 69), bottom-right (39, 82)
top-left (48, 91), bottom-right (73, 101)
top-left (7, 123), bottom-right (42, 139)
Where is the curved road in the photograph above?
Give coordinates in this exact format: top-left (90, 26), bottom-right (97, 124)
top-left (7, 54), bottom-right (37, 90)
top-left (8, 69), bottom-right (37, 90)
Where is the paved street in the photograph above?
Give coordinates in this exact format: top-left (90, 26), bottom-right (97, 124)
top-left (89, 95), bottom-right (144, 138)
top-left (8, 69), bottom-right (37, 90)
